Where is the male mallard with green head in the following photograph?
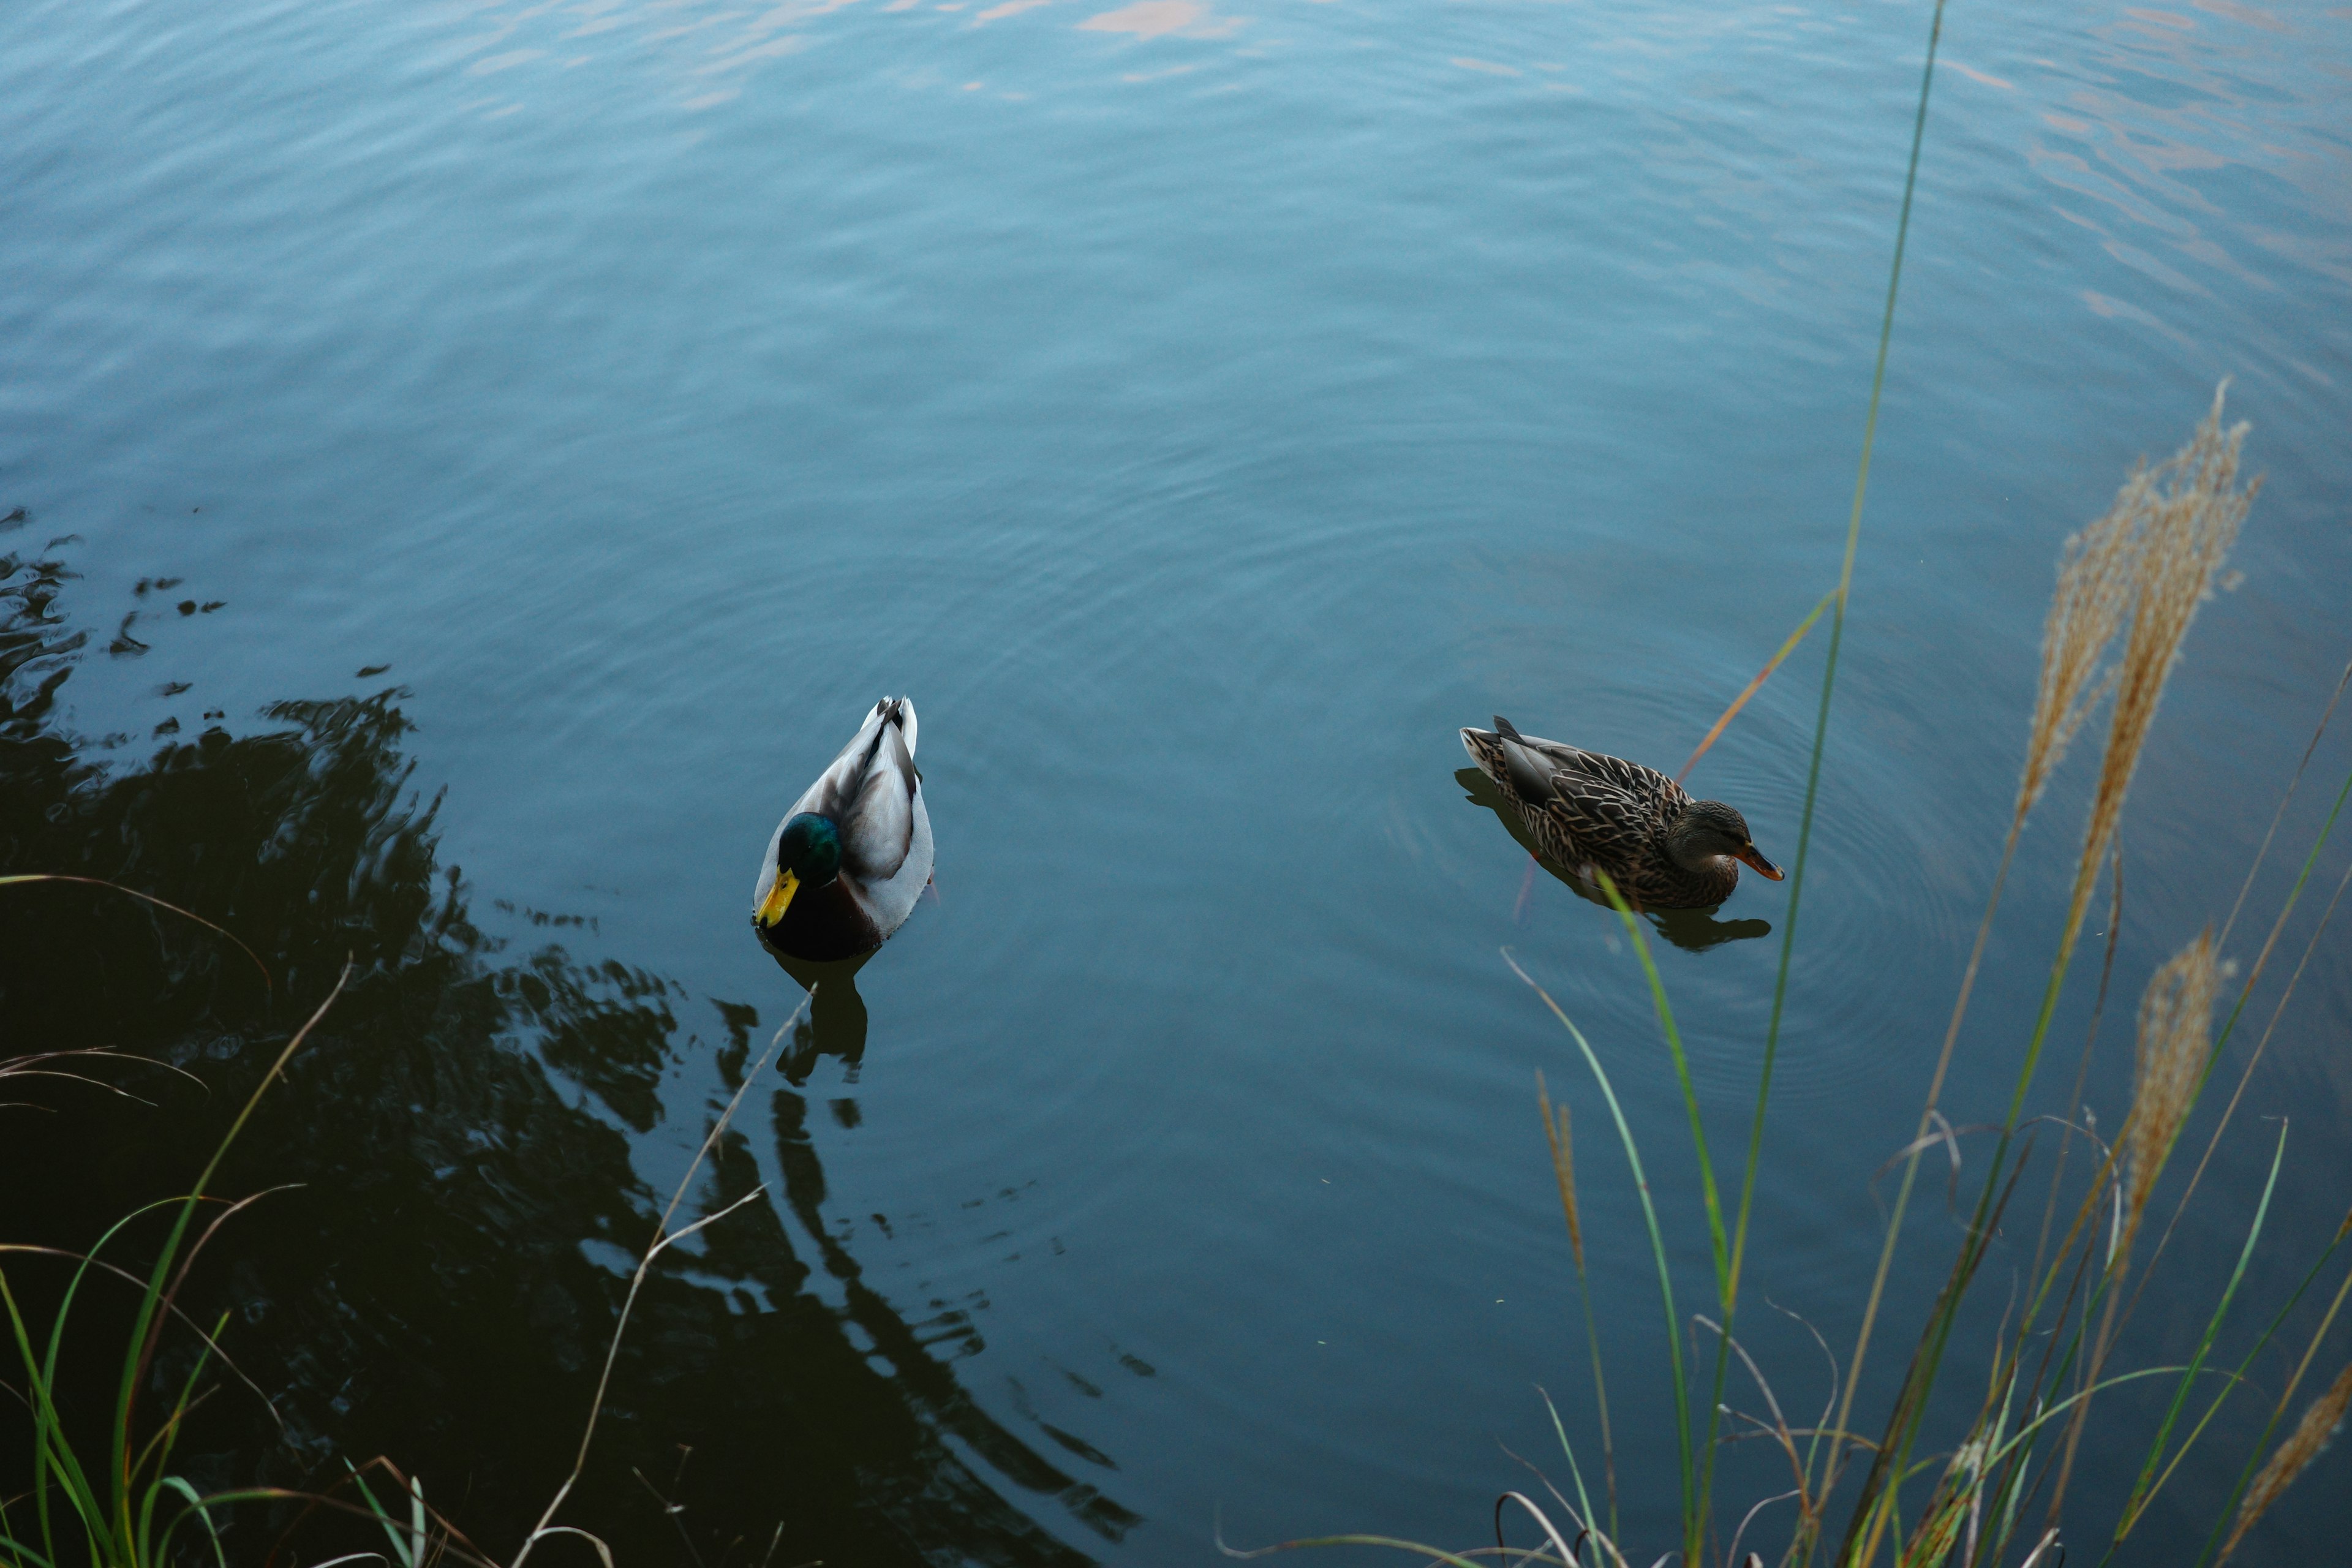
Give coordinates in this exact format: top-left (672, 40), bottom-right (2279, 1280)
top-left (753, 697), bottom-right (933, 962)
top-left (1461, 716), bottom-right (1781, 909)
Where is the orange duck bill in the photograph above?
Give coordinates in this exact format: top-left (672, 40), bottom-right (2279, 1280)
top-left (1736, 843), bottom-right (1785, 881)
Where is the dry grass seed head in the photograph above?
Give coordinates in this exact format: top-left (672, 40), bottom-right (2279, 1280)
top-left (2019, 467), bottom-right (2144, 823)
top-left (2067, 386), bottom-right (2258, 936)
top-left (2221, 1359), bottom-right (2352, 1562)
top-left (2118, 929), bottom-right (2218, 1257)
top-left (1537, 1071), bottom-right (1585, 1272)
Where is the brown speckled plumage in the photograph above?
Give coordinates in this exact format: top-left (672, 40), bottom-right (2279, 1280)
top-left (1461, 717), bottom-right (1780, 910)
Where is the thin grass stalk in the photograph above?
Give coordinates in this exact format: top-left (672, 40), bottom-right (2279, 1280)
top-left (1841, 1138), bottom-right (2048, 1567)
top-left (1853, 1353), bottom-right (2212, 1568)
top-left (110, 963), bottom-right (350, 1555)
top-left (0, 963), bottom-right (344, 1568)
top-left (1506, 951), bottom-right (1696, 1551)
top-left (1537, 1385), bottom-right (1621, 1568)
top-left (1978, 1137), bottom-right (2128, 1563)
top-left (12, 1199), bottom-right (191, 1564)
top-left (2026, 851), bottom-right (2124, 1322)
top-left (2104, 1117), bottom-right (2286, 1548)
top-left (1771, 4), bottom-right (1950, 1551)
top-left (2204, 758), bottom-right (2352, 1076)
top-left (2117, 1200), bottom-right (2351, 1542)
top-left (2027, 929), bottom-right (2220, 1528)
top-left (1592, 874), bottom-right (1728, 1295)
top-left (1589, 874), bottom-right (1729, 1566)
top-left (1676, 589), bottom-right (1838, 786)
top-left (1537, 1075), bottom-right (1618, 1542)
top-left (0, 875), bottom-right (274, 998)
top-left (510, 992), bottom-right (805, 1568)
top-left (2216, 651), bottom-right (2351, 950)
top-left (2191, 1225), bottom-right (2352, 1568)
top-left (1212, 1531), bottom-right (1492, 1567)
top-left (1966, 855), bottom-right (2126, 1567)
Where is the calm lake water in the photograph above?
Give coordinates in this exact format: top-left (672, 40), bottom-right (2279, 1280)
top-left (5, 0), bottom-right (2350, 1561)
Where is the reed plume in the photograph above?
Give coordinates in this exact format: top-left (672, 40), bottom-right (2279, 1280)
top-left (2061, 385), bottom-right (2258, 948)
top-left (2116, 930), bottom-right (2218, 1262)
top-left (1538, 1070), bottom-right (1585, 1271)
top-left (2219, 1359), bottom-right (2352, 1561)
top-left (2017, 467), bottom-right (2141, 824)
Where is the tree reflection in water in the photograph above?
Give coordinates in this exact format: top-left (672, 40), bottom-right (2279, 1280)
top-left (0, 535), bottom-right (1133, 1566)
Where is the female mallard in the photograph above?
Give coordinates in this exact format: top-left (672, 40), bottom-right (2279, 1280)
top-left (1460, 716), bottom-right (1782, 909)
top-left (753, 697), bottom-right (933, 962)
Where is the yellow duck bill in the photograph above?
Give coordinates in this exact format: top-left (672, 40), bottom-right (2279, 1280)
top-left (756, 869), bottom-right (801, 927)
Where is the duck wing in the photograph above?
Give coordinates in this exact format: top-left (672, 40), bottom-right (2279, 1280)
top-left (1491, 716), bottom-right (1684, 868)
top-left (840, 711), bottom-right (918, 883)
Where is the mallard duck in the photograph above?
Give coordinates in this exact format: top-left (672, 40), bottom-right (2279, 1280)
top-left (752, 697), bottom-right (933, 962)
top-left (1460, 716), bottom-right (1782, 909)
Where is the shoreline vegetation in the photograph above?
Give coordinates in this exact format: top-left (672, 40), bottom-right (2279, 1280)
top-left (1243, 383), bottom-right (2347, 1568)
top-left (1239, 0), bottom-right (2351, 1559)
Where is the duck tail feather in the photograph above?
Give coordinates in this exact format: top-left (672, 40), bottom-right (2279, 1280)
top-left (1493, 714), bottom-right (1526, 742)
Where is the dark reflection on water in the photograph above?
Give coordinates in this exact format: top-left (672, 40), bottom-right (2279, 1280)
top-left (0, 542), bottom-right (1131, 1564)
top-left (766, 950), bottom-right (877, 1084)
top-left (1454, 766), bottom-right (1773, 952)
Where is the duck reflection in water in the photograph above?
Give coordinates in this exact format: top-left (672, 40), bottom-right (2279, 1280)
top-left (764, 950), bottom-right (875, 1083)
top-left (1455, 767), bottom-right (1772, 952)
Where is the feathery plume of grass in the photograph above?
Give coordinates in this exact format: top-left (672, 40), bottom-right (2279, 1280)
top-left (2117, 931), bottom-right (2218, 1260)
top-left (2218, 1360), bottom-right (2352, 1562)
top-left (2062, 388), bottom-right (2256, 933)
top-left (2016, 474), bottom-right (2143, 824)
top-left (1537, 1072), bottom-right (1585, 1272)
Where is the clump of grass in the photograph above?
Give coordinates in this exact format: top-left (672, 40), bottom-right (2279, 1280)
top-left (2, 869), bottom-right (810, 1568)
top-left (0, 962), bottom-right (347, 1568)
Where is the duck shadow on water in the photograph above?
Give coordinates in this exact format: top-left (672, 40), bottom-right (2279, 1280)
top-left (764, 948), bottom-right (874, 1084)
top-left (1455, 767), bottom-right (1773, 953)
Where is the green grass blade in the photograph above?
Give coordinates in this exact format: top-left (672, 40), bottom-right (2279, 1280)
top-left (1589, 873), bottom-right (1730, 1566)
top-left (1, 1266), bottom-right (104, 1566)
top-left (108, 963), bottom-right (350, 1543)
top-left (2122, 1188), bottom-right (2345, 1554)
top-left (1537, 1385), bottom-right (1602, 1565)
top-left (1506, 950), bottom-right (1696, 1550)
top-left (2205, 762), bottom-right (2352, 1077)
top-left (1763, 2), bottom-right (1950, 1551)
top-left (2107, 1119), bottom-right (2286, 1548)
top-left (2188, 1237), bottom-right (2352, 1568)
top-left (1593, 873), bottom-right (1727, 1294)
